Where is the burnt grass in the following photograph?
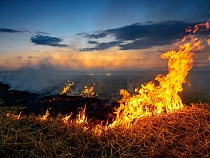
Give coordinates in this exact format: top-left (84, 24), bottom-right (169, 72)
top-left (1, 82), bottom-right (210, 157)
top-left (0, 82), bottom-right (118, 122)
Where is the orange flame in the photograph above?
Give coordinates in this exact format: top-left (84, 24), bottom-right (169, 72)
top-left (41, 109), bottom-right (50, 120)
top-left (193, 21), bottom-right (210, 33)
top-left (60, 81), bottom-right (74, 95)
top-left (80, 83), bottom-right (97, 98)
top-left (62, 113), bottom-right (72, 123)
top-left (6, 111), bottom-right (22, 120)
top-left (207, 39), bottom-right (210, 46)
top-left (76, 106), bottom-right (88, 124)
top-left (110, 22), bottom-right (209, 127)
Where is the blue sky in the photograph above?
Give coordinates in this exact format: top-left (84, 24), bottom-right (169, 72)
top-left (0, 0), bottom-right (210, 70)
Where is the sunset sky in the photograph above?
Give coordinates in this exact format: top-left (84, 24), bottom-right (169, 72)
top-left (0, 0), bottom-right (210, 71)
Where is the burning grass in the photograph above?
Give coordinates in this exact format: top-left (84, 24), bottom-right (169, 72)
top-left (0, 103), bottom-right (210, 157)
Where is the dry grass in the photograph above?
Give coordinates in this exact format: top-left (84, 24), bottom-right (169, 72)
top-left (0, 103), bottom-right (210, 157)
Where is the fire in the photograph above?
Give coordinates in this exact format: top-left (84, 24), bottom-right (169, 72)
top-left (40, 109), bottom-right (50, 120)
top-left (192, 21), bottom-right (210, 33)
top-left (6, 111), bottom-right (22, 120)
top-left (208, 39), bottom-right (210, 46)
top-left (60, 81), bottom-right (74, 95)
top-left (92, 124), bottom-right (108, 136)
top-left (80, 83), bottom-right (97, 98)
top-left (75, 106), bottom-right (88, 124)
top-left (62, 113), bottom-right (72, 123)
top-left (110, 22), bottom-right (209, 127)
top-left (106, 72), bottom-right (111, 76)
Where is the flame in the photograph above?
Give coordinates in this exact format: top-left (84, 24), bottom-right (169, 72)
top-left (6, 111), bottom-right (22, 120)
top-left (76, 106), bottom-right (88, 124)
top-left (92, 124), bottom-right (108, 136)
top-left (208, 39), bottom-right (210, 46)
top-left (80, 83), bottom-right (97, 98)
top-left (106, 72), bottom-right (111, 76)
top-left (62, 113), bottom-right (72, 123)
top-left (60, 81), bottom-right (74, 95)
top-left (193, 21), bottom-right (210, 33)
top-left (185, 27), bottom-right (192, 33)
top-left (110, 22), bottom-right (209, 127)
top-left (41, 109), bottom-right (50, 120)
top-left (17, 111), bottom-right (22, 119)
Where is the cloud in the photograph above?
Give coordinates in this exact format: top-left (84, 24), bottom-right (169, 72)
top-left (36, 31), bottom-right (49, 35)
top-left (31, 35), bottom-right (68, 47)
top-left (0, 28), bottom-right (20, 33)
top-left (88, 41), bottom-right (99, 44)
top-left (84, 31), bottom-right (108, 39)
top-left (79, 20), bottom-right (208, 51)
top-left (80, 41), bottom-right (120, 51)
top-left (28, 56), bottom-right (36, 58)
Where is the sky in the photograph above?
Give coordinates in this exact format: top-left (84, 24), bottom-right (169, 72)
top-left (0, 0), bottom-right (210, 71)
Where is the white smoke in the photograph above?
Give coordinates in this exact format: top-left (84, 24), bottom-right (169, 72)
top-left (1, 69), bottom-right (210, 103)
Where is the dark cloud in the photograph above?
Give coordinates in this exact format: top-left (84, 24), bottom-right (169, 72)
top-left (80, 20), bottom-right (209, 51)
top-left (80, 41), bottom-right (120, 51)
top-left (0, 28), bottom-right (20, 33)
top-left (77, 31), bottom-right (108, 39)
top-left (84, 31), bottom-right (108, 39)
top-left (88, 41), bottom-right (99, 44)
top-left (0, 28), bottom-right (30, 33)
top-left (119, 37), bottom-right (172, 50)
top-left (31, 35), bottom-right (68, 47)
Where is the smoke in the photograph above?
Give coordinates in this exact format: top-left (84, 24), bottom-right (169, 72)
top-left (0, 69), bottom-right (163, 99)
top-left (1, 69), bottom-right (210, 103)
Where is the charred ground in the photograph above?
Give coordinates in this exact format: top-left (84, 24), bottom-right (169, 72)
top-left (0, 82), bottom-right (118, 122)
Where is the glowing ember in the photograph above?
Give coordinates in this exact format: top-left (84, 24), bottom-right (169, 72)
top-left (60, 81), bottom-right (74, 95)
top-left (80, 83), bottom-right (97, 98)
top-left (110, 22), bottom-right (209, 127)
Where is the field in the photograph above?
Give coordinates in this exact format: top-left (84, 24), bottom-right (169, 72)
top-left (0, 103), bottom-right (210, 158)
top-left (1, 71), bottom-right (210, 157)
